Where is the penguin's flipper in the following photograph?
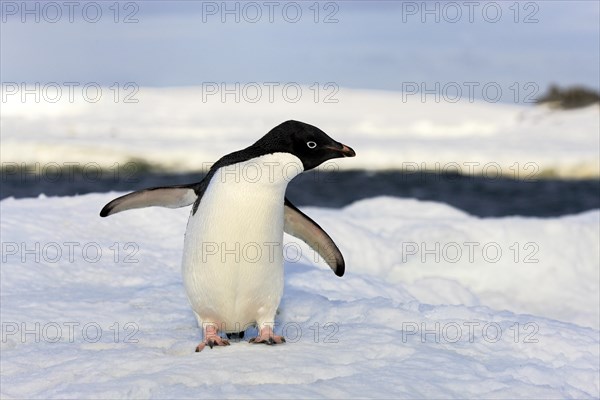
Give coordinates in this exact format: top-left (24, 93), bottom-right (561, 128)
top-left (283, 198), bottom-right (345, 277)
top-left (100, 185), bottom-right (198, 217)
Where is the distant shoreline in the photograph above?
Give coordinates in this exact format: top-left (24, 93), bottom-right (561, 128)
top-left (2, 169), bottom-right (598, 218)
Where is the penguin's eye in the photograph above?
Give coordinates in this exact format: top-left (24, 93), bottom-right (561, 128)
top-left (307, 141), bottom-right (317, 149)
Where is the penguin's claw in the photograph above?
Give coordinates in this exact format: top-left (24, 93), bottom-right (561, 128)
top-left (249, 325), bottom-right (286, 345)
top-left (195, 336), bottom-right (230, 352)
top-left (249, 331), bottom-right (286, 345)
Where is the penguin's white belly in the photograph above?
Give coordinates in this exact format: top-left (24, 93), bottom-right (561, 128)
top-left (181, 154), bottom-right (303, 332)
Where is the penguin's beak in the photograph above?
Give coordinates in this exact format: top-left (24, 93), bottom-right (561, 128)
top-left (326, 143), bottom-right (356, 158)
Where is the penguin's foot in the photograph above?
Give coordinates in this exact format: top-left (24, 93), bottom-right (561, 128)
top-left (249, 327), bottom-right (286, 345)
top-left (195, 326), bottom-right (230, 352)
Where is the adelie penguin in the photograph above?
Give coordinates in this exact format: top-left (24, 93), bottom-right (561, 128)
top-left (100, 120), bottom-right (355, 351)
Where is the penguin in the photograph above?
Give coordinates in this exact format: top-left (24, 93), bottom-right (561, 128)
top-left (100, 120), bottom-right (355, 351)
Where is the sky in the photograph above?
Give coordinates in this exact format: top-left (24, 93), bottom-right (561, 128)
top-left (1, 1), bottom-right (599, 103)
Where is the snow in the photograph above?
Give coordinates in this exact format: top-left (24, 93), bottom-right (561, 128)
top-left (1, 194), bottom-right (598, 398)
top-left (1, 87), bottom-right (599, 178)
top-left (1, 83), bottom-right (599, 397)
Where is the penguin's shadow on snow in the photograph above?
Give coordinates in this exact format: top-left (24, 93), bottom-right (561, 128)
top-left (280, 261), bottom-right (337, 309)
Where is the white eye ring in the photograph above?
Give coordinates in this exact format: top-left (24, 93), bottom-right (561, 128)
top-left (307, 141), bottom-right (317, 149)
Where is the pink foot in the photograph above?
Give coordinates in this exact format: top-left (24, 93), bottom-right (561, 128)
top-left (195, 326), bottom-right (230, 352)
top-left (249, 326), bottom-right (286, 345)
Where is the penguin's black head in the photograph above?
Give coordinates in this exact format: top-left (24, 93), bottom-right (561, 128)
top-left (257, 120), bottom-right (356, 171)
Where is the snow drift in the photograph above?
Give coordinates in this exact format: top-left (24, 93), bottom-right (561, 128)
top-left (1, 87), bottom-right (599, 178)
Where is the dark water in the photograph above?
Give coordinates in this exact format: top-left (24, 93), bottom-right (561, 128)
top-left (1, 170), bottom-right (599, 217)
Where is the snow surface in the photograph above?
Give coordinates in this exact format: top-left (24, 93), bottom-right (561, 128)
top-left (1, 194), bottom-right (598, 398)
top-left (1, 87), bottom-right (599, 178)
